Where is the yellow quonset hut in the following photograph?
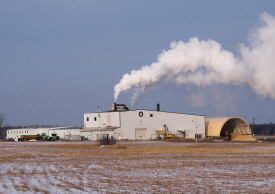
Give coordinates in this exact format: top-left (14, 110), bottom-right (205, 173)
top-left (205, 117), bottom-right (256, 141)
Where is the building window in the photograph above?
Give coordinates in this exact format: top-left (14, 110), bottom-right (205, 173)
top-left (94, 117), bottom-right (97, 121)
top-left (87, 117), bottom-right (89, 121)
top-left (150, 114), bottom-right (153, 117)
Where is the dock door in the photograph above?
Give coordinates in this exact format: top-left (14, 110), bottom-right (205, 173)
top-left (135, 128), bottom-right (147, 140)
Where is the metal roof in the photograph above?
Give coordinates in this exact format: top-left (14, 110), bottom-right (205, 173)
top-left (48, 126), bottom-right (80, 130)
top-left (81, 126), bottom-right (119, 132)
top-left (205, 117), bottom-right (251, 137)
top-left (84, 109), bottom-right (204, 117)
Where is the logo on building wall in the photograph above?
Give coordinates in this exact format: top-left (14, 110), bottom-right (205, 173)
top-left (139, 111), bottom-right (143, 117)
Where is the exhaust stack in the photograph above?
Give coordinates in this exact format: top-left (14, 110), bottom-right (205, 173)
top-left (157, 103), bottom-right (160, 111)
top-left (111, 103), bottom-right (129, 111)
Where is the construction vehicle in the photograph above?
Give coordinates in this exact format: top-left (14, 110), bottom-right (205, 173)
top-left (221, 131), bottom-right (230, 141)
top-left (155, 124), bottom-right (175, 139)
top-left (37, 133), bottom-right (49, 141)
top-left (37, 133), bottom-right (60, 141)
top-left (18, 134), bottom-right (40, 141)
top-left (51, 133), bottom-right (60, 141)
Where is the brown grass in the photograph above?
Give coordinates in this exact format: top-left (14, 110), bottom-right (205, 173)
top-left (164, 138), bottom-right (214, 142)
top-left (40, 143), bottom-right (98, 150)
top-left (101, 144), bottom-right (127, 149)
top-left (0, 141), bottom-right (275, 193)
top-left (0, 142), bottom-right (274, 164)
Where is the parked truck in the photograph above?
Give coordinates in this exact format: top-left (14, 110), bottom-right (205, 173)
top-left (19, 133), bottom-right (60, 141)
top-left (18, 135), bottom-right (40, 141)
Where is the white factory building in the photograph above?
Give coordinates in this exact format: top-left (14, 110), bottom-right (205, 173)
top-left (81, 104), bottom-right (205, 141)
top-left (6, 126), bottom-right (80, 141)
top-left (6, 104), bottom-right (254, 142)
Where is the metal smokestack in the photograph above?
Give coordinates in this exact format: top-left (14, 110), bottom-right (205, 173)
top-left (111, 103), bottom-right (117, 111)
top-left (157, 103), bottom-right (160, 111)
top-left (111, 103), bottom-right (129, 111)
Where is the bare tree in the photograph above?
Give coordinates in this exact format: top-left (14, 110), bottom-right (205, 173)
top-left (0, 113), bottom-right (7, 128)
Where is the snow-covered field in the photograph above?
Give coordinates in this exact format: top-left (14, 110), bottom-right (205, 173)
top-left (0, 141), bottom-right (274, 193)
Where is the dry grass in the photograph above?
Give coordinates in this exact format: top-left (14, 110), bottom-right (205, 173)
top-left (0, 141), bottom-right (274, 193)
top-left (40, 143), bottom-right (98, 150)
top-left (164, 138), bottom-right (214, 142)
top-left (1, 141), bottom-right (274, 160)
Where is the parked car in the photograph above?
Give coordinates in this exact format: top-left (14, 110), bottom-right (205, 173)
top-left (6, 138), bottom-right (14, 141)
top-left (0, 137), bottom-right (5, 141)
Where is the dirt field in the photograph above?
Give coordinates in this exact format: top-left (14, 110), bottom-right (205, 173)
top-left (0, 140), bottom-right (274, 193)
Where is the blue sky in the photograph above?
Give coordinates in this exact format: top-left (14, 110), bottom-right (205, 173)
top-left (1, 1), bottom-right (275, 126)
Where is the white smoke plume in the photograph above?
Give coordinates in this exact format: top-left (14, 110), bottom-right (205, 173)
top-left (130, 87), bottom-right (144, 109)
top-left (114, 12), bottom-right (275, 106)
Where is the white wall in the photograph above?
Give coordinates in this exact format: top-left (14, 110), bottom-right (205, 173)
top-left (83, 110), bottom-right (205, 140)
top-left (118, 110), bottom-right (205, 140)
top-left (7, 127), bottom-right (81, 141)
top-left (49, 129), bottom-right (80, 139)
top-left (81, 130), bottom-right (115, 140)
top-left (84, 112), bottom-right (120, 128)
top-left (80, 131), bottom-right (92, 140)
top-left (6, 128), bottom-right (49, 141)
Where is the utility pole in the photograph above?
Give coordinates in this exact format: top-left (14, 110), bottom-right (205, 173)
top-left (252, 118), bottom-right (256, 136)
top-left (192, 118), bottom-right (198, 143)
top-left (195, 118), bottom-right (197, 143)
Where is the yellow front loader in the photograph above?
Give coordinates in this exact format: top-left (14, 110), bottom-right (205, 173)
top-left (155, 130), bottom-right (175, 139)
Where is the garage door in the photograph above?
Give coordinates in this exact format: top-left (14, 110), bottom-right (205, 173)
top-left (135, 128), bottom-right (147, 140)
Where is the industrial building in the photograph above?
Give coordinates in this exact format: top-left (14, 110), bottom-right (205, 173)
top-left (6, 126), bottom-right (80, 141)
top-left (6, 103), bottom-right (254, 142)
top-left (205, 117), bottom-right (254, 141)
top-left (81, 103), bottom-right (255, 141)
top-left (81, 103), bottom-right (205, 141)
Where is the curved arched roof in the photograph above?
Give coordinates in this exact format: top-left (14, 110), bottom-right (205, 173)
top-left (205, 117), bottom-right (251, 137)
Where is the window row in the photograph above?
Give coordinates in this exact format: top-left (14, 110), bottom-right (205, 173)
top-left (86, 117), bottom-right (97, 121)
top-left (8, 131), bottom-right (29, 134)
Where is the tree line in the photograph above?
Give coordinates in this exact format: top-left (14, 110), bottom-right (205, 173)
top-left (250, 123), bottom-right (275, 135)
